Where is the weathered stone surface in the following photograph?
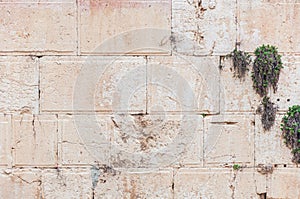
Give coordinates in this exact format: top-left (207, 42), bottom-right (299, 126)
top-left (255, 114), bottom-right (293, 165)
top-left (79, 0), bottom-right (171, 55)
top-left (239, 0), bottom-right (300, 53)
top-left (110, 114), bottom-right (203, 168)
top-left (267, 168), bottom-right (300, 199)
top-left (13, 115), bottom-right (58, 166)
top-left (204, 115), bottom-right (255, 166)
top-left (220, 57), bottom-right (260, 113)
top-left (271, 56), bottom-right (300, 111)
top-left (0, 115), bottom-right (11, 166)
top-left (40, 56), bottom-right (146, 113)
top-left (147, 56), bottom-right (219, 113)
top-left (58, 115), bottom-right (110, 165)
top-left (174, 168), bottom-right (233, 198)
top-left (0, 169), bottom-right (41, 198)
top-left (0, 57), bottom-right (38, 114)
top-left (42, 168), bottom-right (92, 198)
top-left (0, 2), bottom-right (76, 54)
top-left (94, 169), bottom-right (172, 198)
top-left (172, 0), bottom-right (236, 55)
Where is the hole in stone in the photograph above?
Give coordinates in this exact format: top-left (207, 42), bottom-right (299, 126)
top-left (274, 164), bottom-right (278, 168)
top-left (277, 98), bottom-right (280, 101)
top-left (257, 192), bottom-right (267, 199)
top-left (287, 99), bottom-right (290, 102)
top-left (284, 164), bottom-right (287, 167)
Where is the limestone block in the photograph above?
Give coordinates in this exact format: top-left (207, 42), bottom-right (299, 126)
top-left (110, 114), bottom-right (203, 168)
top-left (13, 115), bottom-right (58, 166)
top-left (40, 56), bottom-right (146, 113)
top-left (58, 115), bottom-right (110, 165)
top-left (220, 57), bottom-right (260, 113)
top-left (271, 56), bottom-right (300, 112)
top-left (94, 169), bottom-right (172, 198)
top-left (0, 1), bottom-right (76, 54)
top-left (0, 115), bottom-right (11, 166)
top-left (147, 56), bottom-right (219, 113)
top-left (239, 0), bottom-right (300, 53)
top-left (267, 168), bottom-right (300, 199)
top-left (174, 168), bottom-right (232, 198)
top-left (255, 114), bottom-right (293, 165)
top-left (0, 56), bottom-right (38, 114)
top-left (42, 168), bottom-right (92, 198)
top-left (0, 169), bottom-right (41, 198)
top-left (79, 0), bottom-right (171, 55)
top-left (204, 115), bottom-right (255, 166)
top-left (172, 0), bottom-right (236, 55)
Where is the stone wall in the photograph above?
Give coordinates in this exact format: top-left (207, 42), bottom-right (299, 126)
top-left (0, 0), bottom-right (299, 198)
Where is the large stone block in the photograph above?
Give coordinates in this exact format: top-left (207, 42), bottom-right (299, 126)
top-left (13, 115), bottom-right (58, 166)
top-left (110, 114), bottom-right (203, 168)
top-left (40, 56), bottom-right (146, 113)
top-left (0, 57), bottom-right (38, 114)
top-left (0, 115), bottom-right (11, 166)
top-left (0, 1), bottom-right (76, 54)
top-left (204, 115), bottom-right (255, 166)
top-left (267, 168), bottom-right (300, 199)
top-left (239, 0), bottom-right (300, 53)
top-left (0, 169), bottom-right (41, 198)
top-left (172, 0), bottom-right (236, 55)
top-left (58, 115), bottom-right (110, 165)
top-left (94, 169), bottom-right (172, 198)
top-left (42, 168), bottom-right (92, 198)
top-left (174, 168), bottom-right (233, 198)
top-left (147, 56), bottom-right (219, 113)
top-left (220, 57), bottom-right (260, 113)
top-left (255, 114), bottom-right (293, 165)
top-left (79, 0), bottom-right (171, 55)
top-left (271, 56), bottom-right (300, 112)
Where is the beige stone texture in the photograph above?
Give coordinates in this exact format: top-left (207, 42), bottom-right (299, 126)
top-left (58, 115), bottom-right (110, 165)
top-left (239, 0), bottom-right (300, 53)
top-left (0, 114), bottom-right (11, 166)
top-left (147, 56), bottom-right (220, 114)
top-left (0, 56), bottom-right (38, 114)
top-left (94, 169), bottom-right (172, 198)
top-left (204, 114), bottom-right (255, 166)
top-left (220, 56), bottom-right (261, 113)
top-left (40, 56), bottom-right (146, 113)
top-left (172, 0), bottom-right (236, 55)
top-left (110, 114), bottom-right (203, 168)
top-left (0, 1), bottom-right (76, 55)
top-left (255, 114), bottom-right (293, 165)
top-left (13, 115), bottom-right (58, 166)
top-left (79, 0), bottom-right (171, 55)
top-left (267, 168), bottom-right (300, 199)
top-left (0, 169), bottom-right (41, 198)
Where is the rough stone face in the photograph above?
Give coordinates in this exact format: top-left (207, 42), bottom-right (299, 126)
top-left (40, 56), bottom-right (146, 113)
top-left (0, 57), bottom-right (38, 114)
top-left (204, 115), bottom-right (255, 166)
top-left (79, 0), bottom-right (171, 55)
top-left (0, 1), bottom-right (76, 54)
top-left (255, 114), bottom-right (293, 165)
top-left (94, 169), bottom-right (173, 198)
top-left (147, 56), bottom-right (220, 113)
top-left (220, 56), bottom-right (260, 113)
top-left (58, 115), bottom-right (110, 165)
top-left (172, 0), bottom-right (236, 55)
top-left (239, 0), bottom-right (300, 53)
top-left (41, 168), bottom-right (92, 198)
top-left (13, 115), bottom-right (58, 166)
top-left (0, 115), bottom-right (11, 166)
top-left (0, 169), bottom-right (41, 198)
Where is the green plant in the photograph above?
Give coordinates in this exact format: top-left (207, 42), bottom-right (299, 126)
top-left (281, 105), bottom-right (300, 163)
top-left (252, 45), bottom-right (283, 97)
top-left (259, 97), bottom-right (277, 131)
top-left (227, 48), bottom-right (251, 80)
top-left (233, 164), bottom-right (241, 170)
